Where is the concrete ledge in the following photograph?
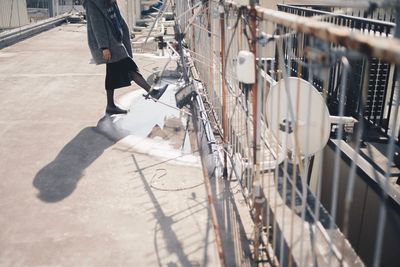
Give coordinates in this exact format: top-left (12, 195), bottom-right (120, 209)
top-left (262, 171), bottom-right (365, 267)
top-left (329, 140), bottom-right (400, 207)
top-left (322, 140), bottom-right (400, 266)
top-left (0, 14), bottom-right (70, 49)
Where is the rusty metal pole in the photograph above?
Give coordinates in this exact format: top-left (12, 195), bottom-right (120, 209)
top-left (249, 1), bottom-right (264, 261)
top-left (219, 3), bottom-right (228, 179)
top-left (250, 3), bottom-right (258, 165)
top-left (395, 7), bottom-right (400, 39)
top-left (191, 0), bottom-right (196, 53)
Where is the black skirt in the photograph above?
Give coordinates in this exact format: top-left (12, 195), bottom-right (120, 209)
top-left (105, 57), bottom-right (139, 91)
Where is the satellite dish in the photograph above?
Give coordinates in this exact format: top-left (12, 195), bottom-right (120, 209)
top-left (266, 77), bottom-right (331, 157)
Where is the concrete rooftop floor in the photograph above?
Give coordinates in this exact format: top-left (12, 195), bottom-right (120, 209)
top-left (0, 23), bottom-right (220, 266)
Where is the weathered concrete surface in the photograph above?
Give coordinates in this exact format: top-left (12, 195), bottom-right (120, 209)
top-left (0, 24), bottom-right (218, 266)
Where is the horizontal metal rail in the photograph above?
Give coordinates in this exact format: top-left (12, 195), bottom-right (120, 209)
top-left (282, 0), bottom-right (398, 8)
top-left (223, 1), bottom-right (400, 64)
top-left (278, 3), bottom-right (396, 31)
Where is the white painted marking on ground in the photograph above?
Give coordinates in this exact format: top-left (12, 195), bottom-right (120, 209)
top-left (97, 83), bottom-right (200, 167)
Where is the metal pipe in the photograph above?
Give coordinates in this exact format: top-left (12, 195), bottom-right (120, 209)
top-left (249, 2), bottom-right (263, 261)
top-left (250, 4), bottom-right (258, 166)
top-left (219, 3), bottom-right (228, 179)
top-left (395, 6), bottom-right (400, 39)
top-left (327, 56), bottom-right (350, 267)
top-left (188, 84), bottom-right (226, 267)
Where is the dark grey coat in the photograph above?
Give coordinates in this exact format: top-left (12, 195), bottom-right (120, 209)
top-left (83, 0), bottom-right (133, 64)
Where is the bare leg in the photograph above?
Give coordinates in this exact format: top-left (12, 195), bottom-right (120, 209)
top-left (106, 89), bottom-right (128, 115)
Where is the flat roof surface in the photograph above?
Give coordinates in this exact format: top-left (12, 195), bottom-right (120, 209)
top-left (0, 23), bottom-right (219, 266)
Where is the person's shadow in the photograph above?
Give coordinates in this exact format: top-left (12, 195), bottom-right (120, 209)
top-left (33, 116), bottom-right (128, 203)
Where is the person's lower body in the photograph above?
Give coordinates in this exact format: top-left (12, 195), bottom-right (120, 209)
top-left (105, 57), bottom-right (167, 115)
top-left (105, 90), bottom-right (128, 115)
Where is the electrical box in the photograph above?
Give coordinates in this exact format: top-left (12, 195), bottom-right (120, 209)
top-left (236, 50), bottom-right (255, 84)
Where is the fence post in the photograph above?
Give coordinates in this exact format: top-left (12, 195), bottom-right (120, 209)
top-left (395, 7), bottom-right (400, 39)
top-left (249, 1), bottom-right (264, 261)
top-left (219, 3), bottom-right (228, 179)
top-left (48, 0), bottom-right (54, 17)
top-left (250, 3), bottom-right (258, 168)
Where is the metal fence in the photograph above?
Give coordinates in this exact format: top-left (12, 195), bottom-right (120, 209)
top-left (25, 0), bottom-right (84, 20)
top-left (290, 4), bottom-right (396, 23)
top-left (174, 0), bottom-right (400, 266)
top-left (278, 4), bottom-right (397, 137)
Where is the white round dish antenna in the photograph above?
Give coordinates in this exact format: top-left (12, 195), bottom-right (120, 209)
top-left (266, 77), bottom-right (331, 157)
